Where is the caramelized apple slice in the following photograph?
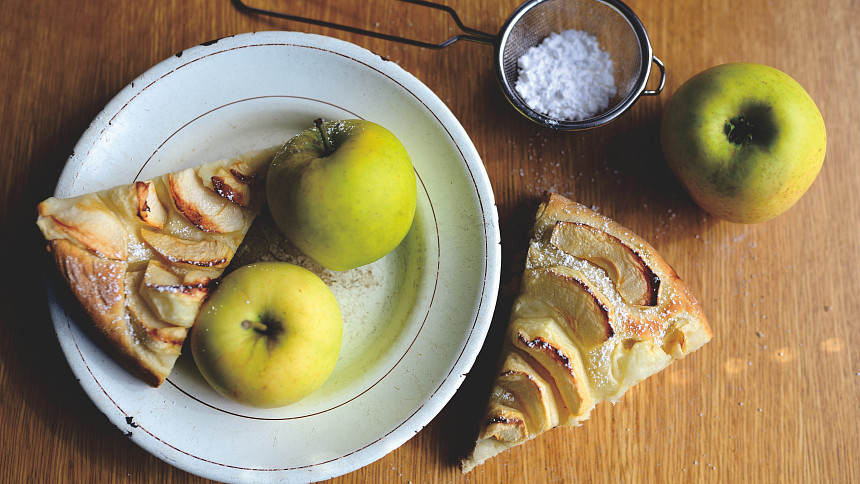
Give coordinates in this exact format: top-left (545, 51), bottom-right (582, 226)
top-left (140, 228), bottom-right (231, 268)
top-left (509, 317), bottom-right (593, 425)
top-left (210, 166), bottom-right (255, 207)
top-left (462, 400), bottom-right (528, 474)
top-left (549, 221), bottom-right (659, 306)
top-left (37, 196), bottom-right (128, 260)
top-left (102, 180), bottom-right (168, 230)
top-left (480, 402), bottom-right (528, 446)
top-left (496, 352), bottom-right (560, 435)
top-left (98, 181), bottom-right (167, 233)
top-left (196, 147), bottom-right (277, 208)
top-left (126, 275), bottom-right (187, 355)
top-left (134, 181), bottom-right (167, 228)
top-left (168, 168), bottom-right (246, 233)
top-left (522, 267), bottom-right (613, 351)
top-left (140, 260), bottom-right (212, 327)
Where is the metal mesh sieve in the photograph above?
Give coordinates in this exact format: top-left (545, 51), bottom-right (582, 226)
top-left (233, 0), bottom-right (664, 131)
top-left (495, 0), bottom-right (664, 130)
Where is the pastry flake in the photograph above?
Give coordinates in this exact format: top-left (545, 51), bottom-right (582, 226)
top-left (461, 192), bottom-right (712, 472)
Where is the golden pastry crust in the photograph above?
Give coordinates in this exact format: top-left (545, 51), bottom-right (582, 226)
top-left (461, 192), bottom-right (712, 472)
top-left (37, 146), bottom-right (278, 387)
top-left (51, 238), bottom-right (128, 339)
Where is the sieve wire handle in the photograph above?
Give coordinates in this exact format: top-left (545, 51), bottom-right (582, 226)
top-left (232, 0), bottom-right (497, 49)
top-left (641, 56), bottom-right (666, 96)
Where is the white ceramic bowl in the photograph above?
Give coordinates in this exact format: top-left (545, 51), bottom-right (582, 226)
top-left (46, 31), bottom-right (500, 483)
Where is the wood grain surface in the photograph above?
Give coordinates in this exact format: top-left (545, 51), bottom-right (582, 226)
top-left (2, 0), bottom-right (858, 482)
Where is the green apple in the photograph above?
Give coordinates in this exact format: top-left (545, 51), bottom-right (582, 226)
top-left (660, 62), bottom-right (826, 223)
top-left (266, 119), bottom-right (417, 271)
top-left (190, 262), bottom-right (343, 408)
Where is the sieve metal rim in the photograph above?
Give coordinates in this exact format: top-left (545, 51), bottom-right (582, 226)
top-left (494, 0), bottom-right (661, 131)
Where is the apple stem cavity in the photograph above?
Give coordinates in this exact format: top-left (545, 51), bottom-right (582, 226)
top-left (725, 115), bottom-right (756, 146)
top-left (315, 118), bottom-right (334, 157)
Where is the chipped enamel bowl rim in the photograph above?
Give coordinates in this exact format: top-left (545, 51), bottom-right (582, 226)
top-left (45, 31), bottom-right (500, 483)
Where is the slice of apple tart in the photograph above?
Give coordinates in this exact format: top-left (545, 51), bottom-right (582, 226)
top-left (36, 147), bottom-right (278, 387)
top-left (461, 192), bottom-right (712, 472)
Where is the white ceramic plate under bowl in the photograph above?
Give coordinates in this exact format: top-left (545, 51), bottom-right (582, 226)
top-left (45, 31), bottom-right (500, 483)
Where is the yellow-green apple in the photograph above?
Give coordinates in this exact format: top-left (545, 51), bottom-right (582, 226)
top-left (266, 119), bottom-right (417, 270)
top-left (190, 262), bottom-right (343, 408)
top-left (660, 62), bottom-right (826, 223)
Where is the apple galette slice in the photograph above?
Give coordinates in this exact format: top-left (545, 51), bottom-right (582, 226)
top-left (37, 146), bottom-right (278, 387)
top-left (461, 192), bottom-right (712, 472)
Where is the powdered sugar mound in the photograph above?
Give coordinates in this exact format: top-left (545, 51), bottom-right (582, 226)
top-left (515, 29), bottom-right (617, 121)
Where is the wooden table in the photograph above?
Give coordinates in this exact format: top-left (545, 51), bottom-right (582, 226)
top-left (2, 0), bottom-right (857, 482)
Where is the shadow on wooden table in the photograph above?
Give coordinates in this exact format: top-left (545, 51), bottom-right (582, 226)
top-left (0, 104), bottom-right (179, 481)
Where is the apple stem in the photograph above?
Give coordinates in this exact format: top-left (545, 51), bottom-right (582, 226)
top-left (315, 118), bottom-right (334, 156)
top-left (241, 319), bottom-right (269, 334)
